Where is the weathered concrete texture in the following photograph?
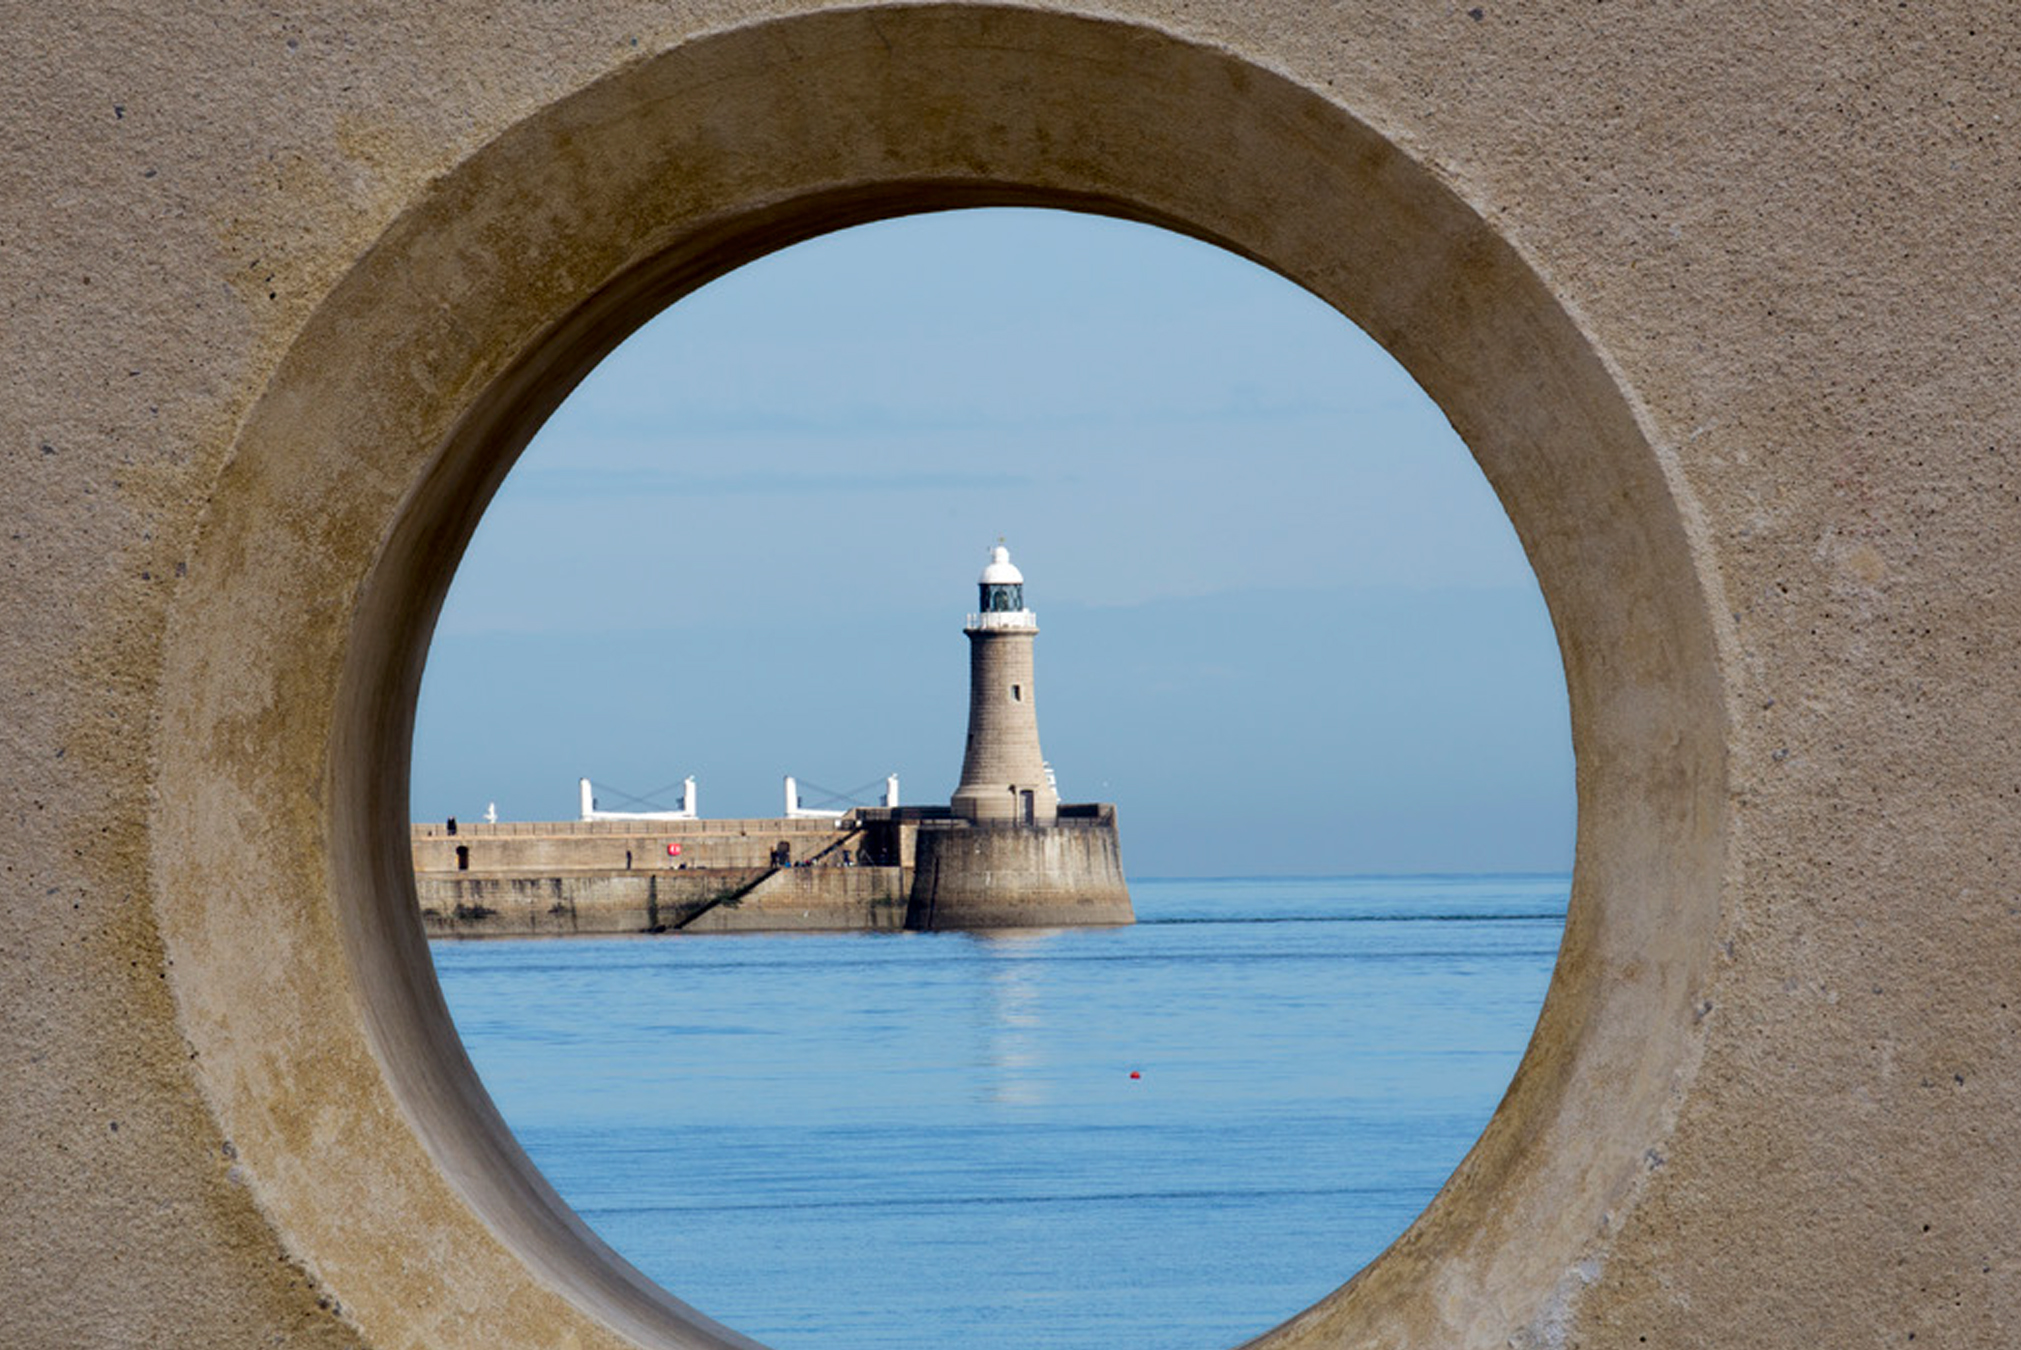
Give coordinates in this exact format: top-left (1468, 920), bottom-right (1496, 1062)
top-left (908, 816), bottom-right (1134, 930)
top-left (419, 869), bottom-right (764, 937)
top-left (4, 2), bottom-right (2019, 1348)
top-left (418, 866), bottom-right (912, 937)
top-left (685, 865), bottom-right (912, 934)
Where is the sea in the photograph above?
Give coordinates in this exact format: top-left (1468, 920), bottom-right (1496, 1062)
top-left (431, 873), bottom-right (1569, 1350)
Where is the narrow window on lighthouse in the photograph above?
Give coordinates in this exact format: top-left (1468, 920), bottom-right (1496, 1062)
top-left (1011, 683), bottom-right (1022, 701)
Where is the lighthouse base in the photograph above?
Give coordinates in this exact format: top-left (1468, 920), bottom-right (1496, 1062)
top-left (905, 807), bottom-right (1133, 930)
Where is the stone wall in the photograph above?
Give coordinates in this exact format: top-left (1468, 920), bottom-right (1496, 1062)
top-left (412, 810), bottom-right (1121, 934)
top-left (908, 816), bottom-right (1134, 930)
top-left (683, 866), bottom-right (912, 935)
top-left (419, 866), bottom-right (910, 937)
top-left (6, 3), bottom-right (2019, 1347)
top-left (413, 817), bottom-right (852, 873)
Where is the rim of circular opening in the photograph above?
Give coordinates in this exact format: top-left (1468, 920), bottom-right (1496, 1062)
top-left (150, 7), bottom-right (1732, 1348)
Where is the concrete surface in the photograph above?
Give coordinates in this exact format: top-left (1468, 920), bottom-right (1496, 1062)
top-left (908, 816), bottom-right (1133, 929)
top-left (3, 2), bottom-right (2017, 1347)
top-left (418, 866), bottom-right (912, 936)
top-left (413, 816), bottom-right (853, 873)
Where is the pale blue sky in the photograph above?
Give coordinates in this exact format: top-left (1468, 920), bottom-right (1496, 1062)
top-left (412, 208), bottom-right (1574, 875)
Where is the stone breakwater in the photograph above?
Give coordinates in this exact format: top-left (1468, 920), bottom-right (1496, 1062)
top-left (413, 806), bottom-right (1131, 936)
top-left (418, 865), bottom-right (915, 936)
top-left (906, 816), bottom-right (1132, 930)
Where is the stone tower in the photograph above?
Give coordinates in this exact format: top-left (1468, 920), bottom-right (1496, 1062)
top-left (906, 544), bottom-right (1132, 930)
top-left (950, 544), bottom-right (1061, 825)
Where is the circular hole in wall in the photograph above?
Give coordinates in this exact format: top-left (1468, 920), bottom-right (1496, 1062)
top-left (409, 207), bottom-right (1574, 1350)
top-left (154, 14), bottom-right (1731, 1348)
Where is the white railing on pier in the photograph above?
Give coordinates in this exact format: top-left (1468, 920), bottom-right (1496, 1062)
top-left (579, 775), bottom-right (698, 821)
top-left (784, 773), bottom-right (901, 819)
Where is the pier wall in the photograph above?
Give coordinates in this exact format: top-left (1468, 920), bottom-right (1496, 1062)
top-left (412, 810), bottom-right (1121, 934)
top-left (907, 814), bottom-right (1133, 930)
top-left (684, 866), bottom-right (913, 934)
top-left (413, 817), bottom-right (851, 873)
top-left (419, 866), bottom-right (912, 937)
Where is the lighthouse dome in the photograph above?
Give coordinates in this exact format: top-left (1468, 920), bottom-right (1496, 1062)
top-left (979, 544), bottom-right (1024, 586)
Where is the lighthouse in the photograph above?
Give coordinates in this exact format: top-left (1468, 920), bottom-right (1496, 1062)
top-left (904, 542), bottom-right (1134, 930)
top-left (950, 544), bottom-right (1060, 825)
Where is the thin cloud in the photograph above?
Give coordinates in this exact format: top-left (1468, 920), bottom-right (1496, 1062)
top-left (509, 466), bottom-right (1034, 500)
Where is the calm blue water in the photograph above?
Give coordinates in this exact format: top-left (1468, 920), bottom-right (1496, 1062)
top-left (432, 874), bottom-right (1568, 1350)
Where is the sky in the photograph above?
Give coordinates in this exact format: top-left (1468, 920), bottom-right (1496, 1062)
top-left (410, 208), bottom-right (1574, 876)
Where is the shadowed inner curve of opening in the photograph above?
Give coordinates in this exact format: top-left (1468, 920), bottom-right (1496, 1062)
top-left (409, 207), bottom-right (1575, 1350)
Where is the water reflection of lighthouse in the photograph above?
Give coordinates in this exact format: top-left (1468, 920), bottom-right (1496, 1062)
top-left (977, 931), bottom-right (1055, 1108)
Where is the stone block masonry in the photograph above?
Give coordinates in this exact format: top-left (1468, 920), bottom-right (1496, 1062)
top-left (411, 808), bottom-right (1125, 935)
top-left (413, 816), bottom-right (851, 875)
top-left (412, 816), bottom-right (905, 935)
top-left (907, 810), bottom-right (1132, 930)
top-left (418, 866), bottom-right (912, 937)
